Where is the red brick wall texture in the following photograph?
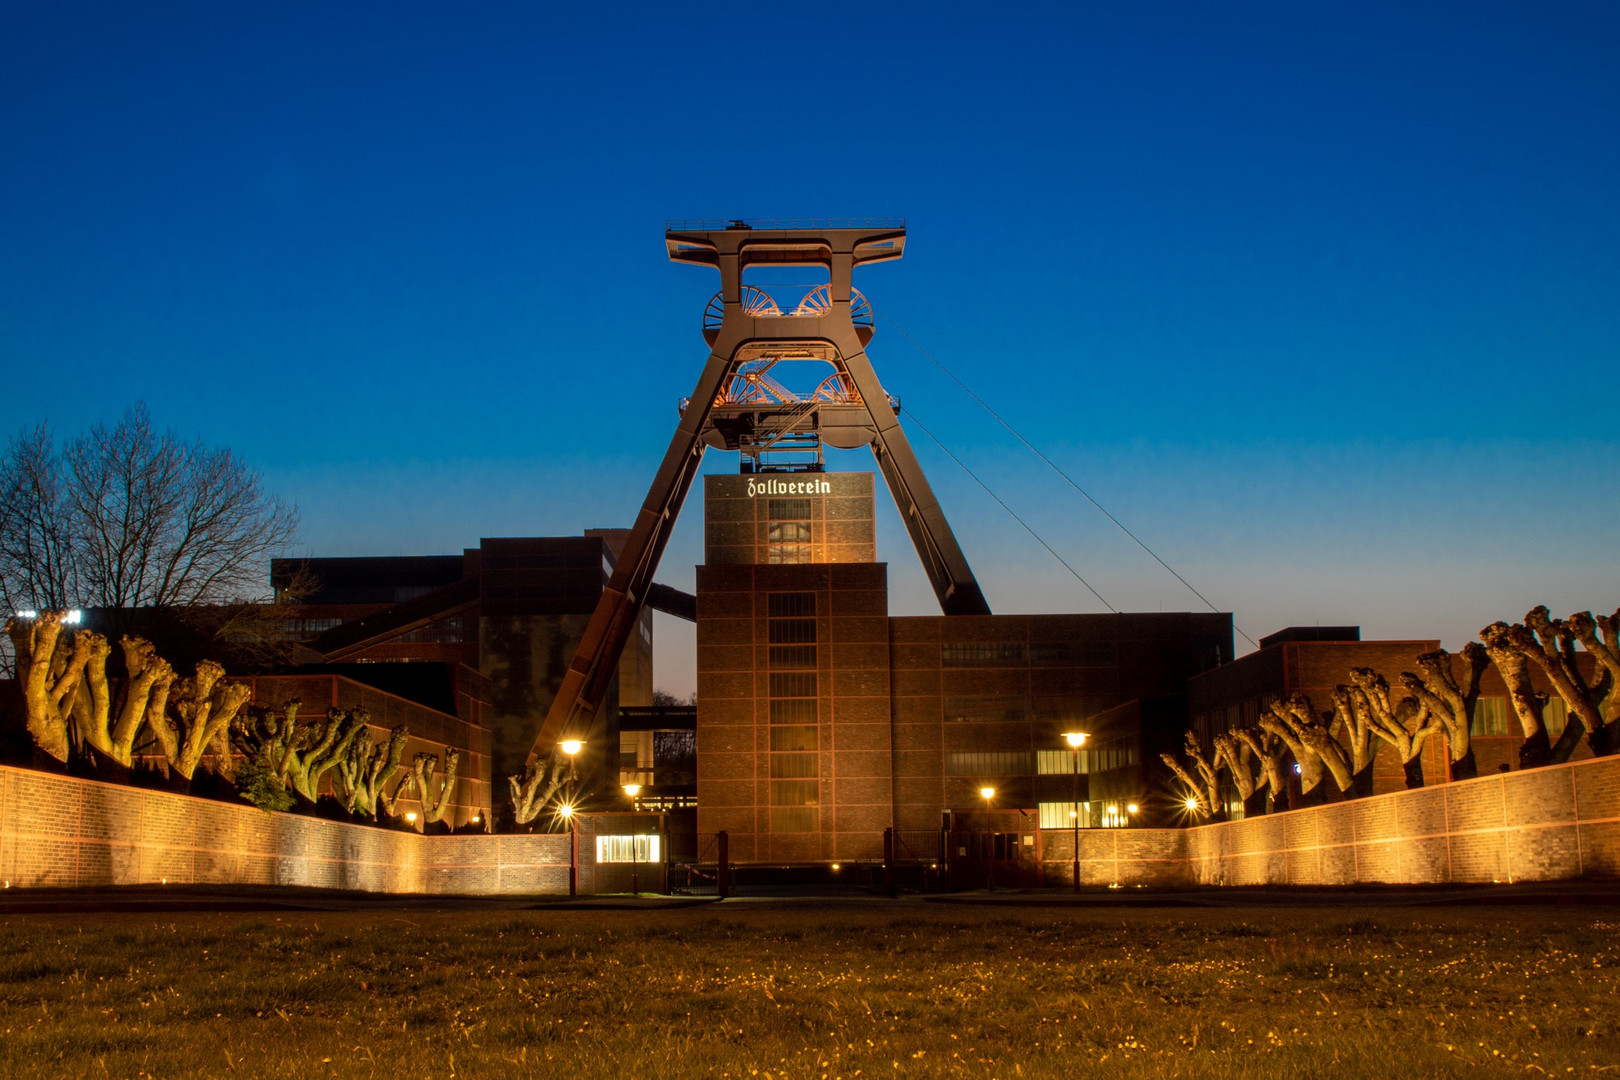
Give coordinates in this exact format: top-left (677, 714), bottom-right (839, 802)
top-left (4, 757), bottom-right (1616, 893)
top-left (0, 766), bottom-right (569, 895)
top-left (1038, 756), bottom-right (1620, 886)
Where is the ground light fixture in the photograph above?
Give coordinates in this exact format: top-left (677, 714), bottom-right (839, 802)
top-left (1061, 731), bottom-right (1089, 893)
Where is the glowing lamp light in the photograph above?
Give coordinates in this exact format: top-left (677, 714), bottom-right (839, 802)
top-left (560, 739), bottom-right (583, 757)
top-left (979, 787), bottom-right (995, 801)
top-left (405, 812), bottom-right (418, 823)
top-left (1293, 763), bottom-right (1303, 774)
top-left (470, 814), bottom-right (481, 824)
top-left (623, 784), bottom-right (642, 798)
top-left (1183, 798), bottom-right (1200, 811)
top-left (831, 863), bottom-right (841, 872)
top-left (1126, 804), bottom-right (1139, 815)
top-left (1106, 805), bottom-right (1118, 815)
top-left (1062, 731), bottom-right (1088, 748)
top-left (559, 803), bottom-right (574, 819)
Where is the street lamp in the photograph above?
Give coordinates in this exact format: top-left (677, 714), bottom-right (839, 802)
top-left (559, 802), bottom-right (577, 897)
top-left (979, 787), bottom-right (995, 891)
top-left (560, 738), bottom-right (583, 782)
top-left (623, 784), bottom-right (642, 895)
top-left (1062, 731), bottom-right (1088, 894)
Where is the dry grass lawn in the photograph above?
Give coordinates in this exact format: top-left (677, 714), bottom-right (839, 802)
top-left (1, 899), bottom-right (1616, 1078)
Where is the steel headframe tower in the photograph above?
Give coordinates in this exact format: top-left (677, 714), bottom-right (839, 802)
top-left (527, 218), bottom-right (989, 765)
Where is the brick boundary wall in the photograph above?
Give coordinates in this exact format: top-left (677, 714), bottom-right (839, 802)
top-left (1039, 755), bottom-right (1620, 886)
top-left (0, 766), bottom-right (570, 895)
top-left (5, 757), bottom-right (1618, 894)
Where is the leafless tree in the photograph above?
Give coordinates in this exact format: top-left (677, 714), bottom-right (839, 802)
top-left (1482, 607), bottom-right (1618, 760)
top-left (1212, 730), bottom-right (1269, 816)
top-left (1328, 686), bottom-right (1379, 797)
top-left (509, 750), bottom-right (576, 826)
top-left (1234, 726), bottom-right (1292, 810)
top-left (148, 659), bottom-right (252, 781)
top-left (74, 634), bottom-right (175, 768)
top-left (1161, 731), bottom-right (1221, 818)
top-left (0, 407), bottom-right (298, 676)
top-left (4, 611), bottom-right (90, 762)
top-left (334, 725), bottom-right (410, 819)
top-left (235, 701), bottom-right (367, 804)
top-left (1260, 693), bottom-right (1352, 799)
top-left (408, 749), bottom-right (460, 828)
top-left (1399, 645), bottom-right (1488, 781)
top-left (0, 426), bottom-right (78, 616)
top-left (1347, 668), bottom-right (1438, 788)
top-left (1479, 622), bottom-right (1577, 768)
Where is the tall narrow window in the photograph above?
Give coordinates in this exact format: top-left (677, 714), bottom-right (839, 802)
top-left (766, 498), bottom-right (813, 563)
top-left (767, 592), bottom-right (818, 832)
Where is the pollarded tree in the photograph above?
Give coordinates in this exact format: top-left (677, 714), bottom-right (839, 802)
top-left (509, 750), bottom-right (574, 826)
top-left (1212, 730), bottom-right (1269, 817)
top-left (1347, 668), bottom-right (1439, 788)
top-left (74, 635), bottom-right (175, 769)
top-left (1479, 621), bottom-right (1582, 768)
top-left (1260, 694), bottom-right (1353, 800)
top-left (1399, 645), bottom-right (1488, 781)
top-left (1234, 726), bottom-right (1292, 811)
top-left (1161, 731), bottom-right (1221, 818)
top-left (334, 725), bottom-right (409, 820)
top-left (4, 610), bottom-right (92, 762)
top-left (1328, 686), bottom-right (1379, 797)
top-left (235, 701), bottom-right (368, 805)
top-left (149, 659), bottom-right (252, 781)
top-left (409, 749), bottom-right (460, 828)
top-left (1485, 607), bottom-right (1619, 759)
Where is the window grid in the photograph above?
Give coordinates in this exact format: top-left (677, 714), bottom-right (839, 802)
top-left (767, 593), bottom-right (819, 833)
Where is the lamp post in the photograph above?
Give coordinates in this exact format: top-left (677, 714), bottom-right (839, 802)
top-left (559, 802), bottom-right (577, 897)
top-left (979, 786), bottom-right (995, 891)
top-left (1062, 731), bottom-right (1088, 893)
top-left (560, 738), bottom-right (582, 780)
top-left (624, 783), bottom-right (642, 895)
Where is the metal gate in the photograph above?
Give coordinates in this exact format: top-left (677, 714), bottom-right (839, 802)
top-left (668, 831), bottom-right (729, 896)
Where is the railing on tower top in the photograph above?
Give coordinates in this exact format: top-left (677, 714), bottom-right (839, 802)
top-left (665, 217), bottom-right (905, 232)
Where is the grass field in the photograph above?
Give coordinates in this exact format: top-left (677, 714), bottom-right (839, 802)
top-left (1, 899), bottom-right (1616, 1078)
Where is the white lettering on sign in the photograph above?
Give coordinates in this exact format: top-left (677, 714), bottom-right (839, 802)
top-left (745, 477), bottom-right (833, 498)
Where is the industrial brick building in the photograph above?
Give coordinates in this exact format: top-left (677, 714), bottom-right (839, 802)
top-left (695, 471), bottom-right (1233, 864)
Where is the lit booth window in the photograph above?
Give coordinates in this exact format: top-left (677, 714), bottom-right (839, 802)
top-left (595, 836), bottom-right (660, 863)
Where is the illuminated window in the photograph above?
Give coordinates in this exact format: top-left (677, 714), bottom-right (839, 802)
top-left (1544, 697), bottom-right (1567, 738)
top-left (595, 835), bottom-right (660, 863)
top-left (944, 751), bottom-right (1032, 776)
top-left (766, 498), bottom-right (813, 563)
top-left (1470, 697), bottom-right (1510, 736)
top-left (1037, 749), bottom-right (1090, 775)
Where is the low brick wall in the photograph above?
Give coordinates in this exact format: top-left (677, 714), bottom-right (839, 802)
top-left (0, 765), bottom-right (569, 894)
top-left (1182, 755), bottom-right (1620, 885)
top-left (6, 757), bottom-right (1618, 894)
top-left (1038, 755), bottom-right (1620, 886)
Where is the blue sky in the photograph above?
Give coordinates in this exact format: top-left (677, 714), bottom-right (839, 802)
top-left (4, 2), bottom-right (1617, 694)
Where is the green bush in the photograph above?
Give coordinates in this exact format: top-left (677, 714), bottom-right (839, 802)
top-left (233, 758), bottom-right (294, 813)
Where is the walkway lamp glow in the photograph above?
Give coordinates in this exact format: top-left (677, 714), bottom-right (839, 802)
top-left (1061, 731), bottom-right (1088, 893)
top-left (979, 787), bottom-right (995, 891)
